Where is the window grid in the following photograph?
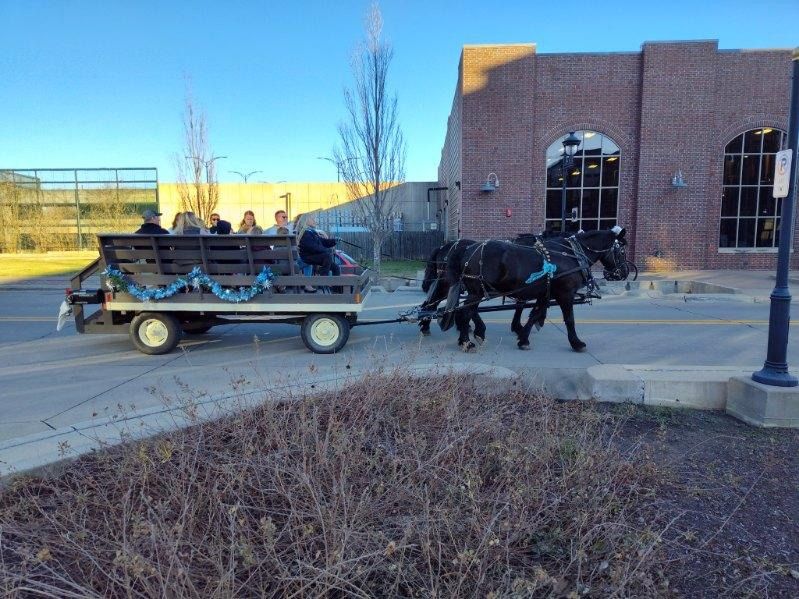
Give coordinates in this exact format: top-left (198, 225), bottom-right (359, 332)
top-left (719, 128), bottom-right (785, 250)
top-left (544, 131), bottom-right (621, 233)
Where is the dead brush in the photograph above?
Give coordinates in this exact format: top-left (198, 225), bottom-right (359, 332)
top-left (0, 371), bottom-right (671, 597)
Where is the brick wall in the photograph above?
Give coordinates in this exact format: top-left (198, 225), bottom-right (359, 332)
top-left (437, 40), bottom-right (793, 270)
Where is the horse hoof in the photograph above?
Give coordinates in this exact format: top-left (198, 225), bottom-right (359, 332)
top-left (473, 335), bottom-right (484, 346)
top-left (517, 342), bottom-right (531, 351)
top-left (460, 341), bottom-right (476, 353)
top-left (571, 343), bottom-right (587, 352)
top-left (420, 329), bottom-right (431, 337)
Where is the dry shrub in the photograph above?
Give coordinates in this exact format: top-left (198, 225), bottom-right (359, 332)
top-left (0, 372), bottom-right (669, 597)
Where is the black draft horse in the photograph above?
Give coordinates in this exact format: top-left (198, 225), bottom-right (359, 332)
top-left (443, 227), bottom-right (627, 351)
top-left (418, 239), bottom-right (480, 336)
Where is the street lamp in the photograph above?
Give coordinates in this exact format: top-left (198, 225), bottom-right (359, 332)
top-left (230, 170), bottom-right (263, 183)
top-left (185, 154), bottom-right (227, 176)
top-left (560, 132), bottom-right (581, 234)
top-left (317, 156), bottom-right (341, 181)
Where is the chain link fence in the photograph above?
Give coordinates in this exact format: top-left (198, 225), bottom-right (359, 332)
top-left (0, 168), bottom-right (159, 252)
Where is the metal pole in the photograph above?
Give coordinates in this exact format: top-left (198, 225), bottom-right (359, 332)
top-left (74, 169), bottom-right (83, 250)
top-left (752, 48), bottom-right (799, 387)
top-left (560, 157), bottom-right (568, 233)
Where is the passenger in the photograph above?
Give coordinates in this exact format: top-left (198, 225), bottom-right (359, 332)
top-left (135, 209), bottom-right (169, 234)
top-left (168, 212), bottom-right (183, 233)
top-left (238, 210), bottom-right (263, 235)
top-left (209, 213), bottom-right (233, 234)
top-left (297, 212), bottom-right (341, 287)
top-left (264, 210), bottom-right (293, 235)
top-left (172, 212), bottom-right (209, 235)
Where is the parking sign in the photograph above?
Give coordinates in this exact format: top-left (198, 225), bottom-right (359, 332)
top-left (773, 149), bottom-right (792, 198)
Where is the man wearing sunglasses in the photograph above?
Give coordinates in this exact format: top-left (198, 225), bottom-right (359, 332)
top-left (264, 210), bottom-right (294, 235)
top-left (208, 213), bottom-right (232, 234)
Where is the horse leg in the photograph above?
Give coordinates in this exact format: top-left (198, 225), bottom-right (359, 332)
top-left (510, 305), bottom-right (524, 336)
top-left (471, 309), bottom-right (486, 346)
top-left (454, 303), bottom-right (476, 351)
top-left (418, 279), bottom-right (442, 336)
top-left (555, 290), bottom-right (586, 351)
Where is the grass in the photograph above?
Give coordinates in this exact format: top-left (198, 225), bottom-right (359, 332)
top-left (0, 251), bottom-right (97, 279)
top-left (363, 259), bottom-right (425, 279)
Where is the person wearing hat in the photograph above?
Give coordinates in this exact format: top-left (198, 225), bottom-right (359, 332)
top-left (135, 209), bottom-right (169, 234)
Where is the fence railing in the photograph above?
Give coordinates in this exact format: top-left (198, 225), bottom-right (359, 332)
top-left (333, 231), bottom-right (444, 262)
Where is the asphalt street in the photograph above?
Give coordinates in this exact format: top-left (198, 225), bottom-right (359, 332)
top-left (0, 284), bottom-right (795, 444)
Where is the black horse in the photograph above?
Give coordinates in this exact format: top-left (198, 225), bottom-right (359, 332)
top-left (419, 239), bottom-right (480, 336)
top-left (443, 227), bottom-right (627, 351)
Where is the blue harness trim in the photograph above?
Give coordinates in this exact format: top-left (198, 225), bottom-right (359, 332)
top-left (525, 260), bottom-right (557, 284)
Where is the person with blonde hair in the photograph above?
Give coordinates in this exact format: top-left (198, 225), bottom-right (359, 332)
top-left (171, 211), bottom-right (209, 235)
top-left (238, 210), bottom-right (263, 235)
top-left (296, 212), bottom-right (340, 286)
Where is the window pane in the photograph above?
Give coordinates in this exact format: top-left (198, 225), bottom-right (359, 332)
top-left (741, 155), bottom-right (760, 185)
top-left (761, 129), bottom-right (782, 153)
top-left (760, 154), bottom-right (775, 185)
top-left (566, 158), bottom-right (583, 188)
top-left (725, 133), bottom-right (743, 154)
top-left (601, 137), bottom-right (620, 156)
top-left (582, 189), bottom-right (599, 218)
top-left (545, 220), bottom-right (563, 233)
top-left (583, 157), bottom-right (601, 187)
top-left (602, 157), bottom-right (620, 186)
top-left (547, 158), bottom-right (564, 187)
top-left (759, 187), bottom-right (776, 216)
top-left (737, 218), bottom-right (756, 247)
top-left (546, 189), bottom-right (562, 219)
top-left (723, 155), bottom-right (741, 185)
top-left (756, 218), bottom-right (776, 247)
top-left (744, 130), bottom-right (763, 153)
top-left (581, 131), bottom-right (602, 155)
top-left (566, 189), bottom-right (580, 213)
top-left (739, 187), bottom-right (758, 216)
top-left (719, 219), bottom-right (737, 247)
top-left (721, 187), bottom-right (739, 217)
top-left (600, 189), bottom-right (618, 218)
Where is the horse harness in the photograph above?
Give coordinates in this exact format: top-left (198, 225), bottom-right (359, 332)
top-left (460, 236), bottom-right (607, 304)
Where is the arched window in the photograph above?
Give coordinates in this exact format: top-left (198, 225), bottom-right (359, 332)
top-left (545, 130), bottom-right (620, 233)
top-left (719, 127), bottom-right (786, 249)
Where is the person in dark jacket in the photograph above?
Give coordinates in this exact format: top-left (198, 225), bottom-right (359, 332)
top-left (296, 213), bottom-right (340, 278)
top-left (209, 213), bottom-right (233, 234)
top-left (135, 209), bottom-right (169, 234)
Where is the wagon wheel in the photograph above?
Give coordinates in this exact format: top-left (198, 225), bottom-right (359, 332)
top-left (300, 314), bottom-right (350, 354)
top-left (130, 312), bottom-right (182, 355)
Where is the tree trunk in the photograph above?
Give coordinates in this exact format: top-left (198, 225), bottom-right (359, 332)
top-left (372, 234), bottom-right (382, 276)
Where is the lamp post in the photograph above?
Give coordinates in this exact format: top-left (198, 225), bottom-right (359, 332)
top-left (317, 156), bottom-right (341, 182)
top-left (559, 132), bottom-right (581, 233)
top-left (752, 48), bottom-right (799, 387)
top-left (230, 170), bottom-right (262, 183)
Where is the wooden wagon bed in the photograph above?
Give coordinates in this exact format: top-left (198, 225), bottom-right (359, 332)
top-left (64, 233), bottom-right (371, 354)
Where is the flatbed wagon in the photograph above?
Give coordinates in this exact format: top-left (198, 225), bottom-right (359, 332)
top-left (60, 233), bottom-right (371, 354)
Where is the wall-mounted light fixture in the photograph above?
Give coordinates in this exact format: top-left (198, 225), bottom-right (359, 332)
top-left (481, 172), bottom-right (500, 193)
top-left (671, 170), bottom-right (687, 188)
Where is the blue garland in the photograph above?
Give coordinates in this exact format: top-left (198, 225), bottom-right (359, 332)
top-left (102, 265), bottom-right (276, 303)
top-left (525, 260), bottom-right (557, 284)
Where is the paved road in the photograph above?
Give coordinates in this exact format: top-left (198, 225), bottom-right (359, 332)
top-left (0, 285), bottom-right (795, 443)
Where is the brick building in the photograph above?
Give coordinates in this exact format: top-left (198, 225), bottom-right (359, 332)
top-left (437, 41), bottom-right (794, 269)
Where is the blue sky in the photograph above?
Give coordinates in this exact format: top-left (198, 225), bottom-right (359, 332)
top-left (0, 0), bottom-right (795, 183)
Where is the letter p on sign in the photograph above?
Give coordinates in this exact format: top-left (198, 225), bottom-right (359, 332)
top-left (773, 149), bottom-right (792, 199)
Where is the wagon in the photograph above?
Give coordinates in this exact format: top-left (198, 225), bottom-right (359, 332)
top-left (60, 233), bottom-right (371, 355)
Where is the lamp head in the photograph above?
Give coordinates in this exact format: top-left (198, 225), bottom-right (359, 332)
top-left (562, 131), bottom-right (581, 158)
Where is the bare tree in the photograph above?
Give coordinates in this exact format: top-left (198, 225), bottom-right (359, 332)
top-left (334, 2), bottom-right (406, 275)
top-left (173, 90), bottom-right (222, 221)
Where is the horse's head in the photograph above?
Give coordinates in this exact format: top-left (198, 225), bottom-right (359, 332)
top-left (576, 226), bottom-right (627, 271)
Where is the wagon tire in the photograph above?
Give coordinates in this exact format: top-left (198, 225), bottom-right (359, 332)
top-left (130, 312), bottom-right (182, 355)
top-left (301, 314), bottom-right (349, 354)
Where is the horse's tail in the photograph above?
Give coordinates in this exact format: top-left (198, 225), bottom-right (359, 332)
top-left (421, 244), bottom-right (443, 293)
top-left (439, 283), bottom-right (462, 331)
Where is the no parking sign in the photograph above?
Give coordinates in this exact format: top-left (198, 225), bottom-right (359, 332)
top-left (773, 149), bottom-right (792, 198)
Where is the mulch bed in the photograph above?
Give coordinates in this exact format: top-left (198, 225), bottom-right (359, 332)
top-left (611, 404), bottom-right (799, 597)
